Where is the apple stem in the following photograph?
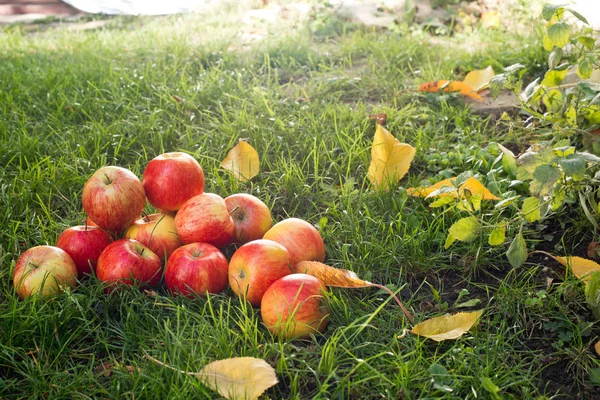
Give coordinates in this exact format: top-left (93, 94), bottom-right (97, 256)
top-left (140, 248), bottom-right (145, 256)
top-left (369, 282), bottom-right (414, 323)
top-left (104, 173), bottom-right (112, 184)
top-left (228, 206), bottom-right (239, 215)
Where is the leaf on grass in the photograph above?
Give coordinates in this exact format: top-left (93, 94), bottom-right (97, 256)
top-left (507, 233), bottom-right (527, 268)
top-left (595, 340), bottom-right (600, 357)
top-left (367, 125), bottom-right (416, 190)
top-left (146, 355), bottom-right (277, 400)
top-left (463, 66), bottom-right (496, 92)
top-left (294, 261), bottom-right (414, 322)
top-left (445, 217), bottom-right (481, 248)
top-left (522, 197), bottom-right (542, 223)
top-left (407, 177), bottom-right (499, 200)
top-left (488, 224), bottom-right (506, 246)
top-left (585, 272), bottom-right (600, 320)
top-left (418, 80), bottom-right (484, 101)
top-left (221, 141), bottom-right (260, 182)
top-left (538, 252), bottom-right (600, 281)
top-left (409, 310), bottom-right (484, 342)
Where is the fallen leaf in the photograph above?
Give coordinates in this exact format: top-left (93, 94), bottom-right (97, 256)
top-left (409, 310), bottom-right (484, 342)
top-left (221, 141), bottom-right (260, 182)
top-left (146, 355), bottom-right (277, 400)
top-left (367, 125), bottom-right (416, 190)
top-left (463, 66), bottom-right (496, 92)
top-left (419, 80), bottom-right (484, 101)
top-left (536, 251), bottom-right (600, 281)
top-left (407, 176), bottom-right (499, 200)
top-left (294, 261), bottom-right (413, 322)
top-left (588, 241), bottom-right (600, 259)
top-left (595, 341), bottom-right (600, 356)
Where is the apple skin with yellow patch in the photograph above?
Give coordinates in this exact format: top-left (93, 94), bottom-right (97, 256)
top-left (262, 218), bottom-right (325, 266)
top-left (125, 213), bottom-right (182, 262)
top-left (225, 193), bottom-right (272, 244)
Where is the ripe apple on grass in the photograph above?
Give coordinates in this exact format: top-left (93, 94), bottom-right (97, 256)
top-left (142, 152), bottom-right (205, 212)
top-left (228, 239), bottom-right (292, 307)
top-left (263, 218), bottom-right (326, 266)
top-left (96, 239), bottom-right (162, 290)
top-left (261, 273), bottom-right (330, 340)
top-left (56, 225), bottom-right (113, 276)
top-left (225, 193), bottom-right (272, 244)
top-left (125, 213), bottom-right (182, 261)
top-left (175, 193), bottom-right (235, 248)
top-left (82, 166), bottom-right (146, 234)
top-left (13, 246), bottom-right (78, 299)
top-left (164, 243), bottom-right (229, 297)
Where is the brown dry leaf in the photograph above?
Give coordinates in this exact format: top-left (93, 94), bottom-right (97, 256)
top-left (595, 341), bottom-right (600, 356)
top-left (146, 355), bottom-right (277, 400)
top-left (588, 241), bottom-right (600, 259)
top-left (541, 253), bottom-right (600, 282)
top-left (221, 141), bottom-right (260, 182)
top-left (407, 176), bottom-right (499, 200)
top-left (294, 261), bottom-right (414, 322)
top-left (463, 66), bottom-right (496, 92)
top-left (369, 113), bottom-right (387, 126)
top-left (367, 124), bottom-right (416, 190)
top-left (409, 310), bottom-right (484, 342)
top-left (199, 357), bottom-right (278, 400)
top-left (418, 80), bottom-right (484, 101)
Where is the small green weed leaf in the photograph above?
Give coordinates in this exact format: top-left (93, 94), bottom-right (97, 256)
top-left (542, 89), bottom-right (563, 112)
top-left (577, 36), bottom-right (596, 51)
top-left (552, 186), bottom-right (566, 210)
top-left (548, 47), bottom-right (563, 69)
top-left (543, 34), bottom-right (554, 51)
top-left (455, 298), bottom-right (481, 308)
top-left (541, 69), bottom-right (567, 87)
top-left (502, 153), bottom-right (517, 177)
top-left (489, 224), bottom-right (506, 246)
top-left (480, 377), bottom-right (501, 398)
top-left (578, 56), bottom-right (594, 79)
top-left (560, 155), bottom-right (586, 180)
top-left (547, 22), bottom-right (570, 48)
top-left (585, 272), bottom-right (600, 320)
top-left (495, 196), bottom-right (520, 209)
top-left (507, 233), bottom-right (527, 268)
top-left (429, 363), bottom-right (453, 392)
top-left (522, 197), bottom-right (542, 223)
top-left (530, 164), bottom-right (560, 197)
top-left (589, 368), bottom-right (600, 386)
top-left (430, 196), bottom-right (455, 208)
top-left (542, 4), bottom-right (565, 21)
top-left (444, 233), bottom-right (456, 249)
top-left (448, 217), bottom-right (481, 244)
top-left (567, 8), bottom-right (589, 24)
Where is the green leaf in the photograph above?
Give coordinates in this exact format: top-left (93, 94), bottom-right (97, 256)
top-left (589, 368), bottom-right (600, 386)
top-left (429, 196), bottom-right (455, 208)
top-left (578, 57), bottom-right (593, 79)
top-left (455, 298), bottom-right (481, 308)
top-left (552, 186), bottom-right (566, 210)
top-left (488, 224), bottom-right (506, 246)
top-left (502, 153), bottom-right (517, 177)
top-left (448, 217), bottom-right (481, 244)
top-left (480, 376), bottom-right (501, 398)
top-left (567, 8), bottom-right (589, 24)
top-left (542, 89), bottom-right (563, 112)
top-left (585, 272), bottom-right (600, 320)
top-left (560, 155), bottom-right (586, 181)
top-left (522, 197), bottom-right (542, 223)
top-left (548, 47), bottom-right (563, 70)
top-left (444, 233), bottom-right (456, 249)
top-left (577, 36), bottom-right (596, 51)
top-left (541, 69), bottom-right (568, 87)
top-left (542, 4), bottom-right (565, 21)
top-left (547, 22), bottom-right (570, 48)
top-left (530, 164), bottom-right (560, 197)
top-left (543, 34), bottom-right (554, 51)
top-left (506, 233), bottom-right (527, 268)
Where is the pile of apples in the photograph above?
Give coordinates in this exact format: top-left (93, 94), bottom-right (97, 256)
top-left (13, 152), bottom-right (329, 340)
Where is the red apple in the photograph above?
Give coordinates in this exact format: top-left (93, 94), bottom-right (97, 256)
top-left (262, 218), bottom-right (326, 266)
top-left (228, 239), bottom-right (292, 307)
top-left (142, 152), bottom-right (205, 211)
top-left (96, 239), bottom-right (162, 289)
top-left (125, 213), bottom-right (182, 261)
top-left (175, 193), bottom-right (235, 248)
top-left (260, 273), bottom-right (330, 340)
top-left (82, 166), bottom-right (146, 234)
top-left (164, 243), bottom-right (229, 297)
top-left (13, 246), bottom-right (78, 299)
top-left (225, 193), bottom-right (272, 244)
top-left (56, 225), bottom-right (113, 276)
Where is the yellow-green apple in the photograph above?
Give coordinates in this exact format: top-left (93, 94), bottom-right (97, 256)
top-left (142, 152), bottom-right (204, 211)
top-left (56, 225), bottom-right (113, 276)
top-left (175, 193), bottom-right (234, 248)
top-left (82, 166), bottom-right (146, 234)
top-left (228, 239), bottom-right (292, 307)
top-left (225, 193), bottom-right (272, 244)
top-left (164, 243), bottom-right (229, 297)
top-left (125, 213), bottom-right (182, 261)
top-left (13, 246), bottom-right (78, 299)
top-left (262, 218), bottom-right (326, 266)
top-left (260, 273), bottom-right (330, 340)
top-left (96, 239), bottom-right (162, 289)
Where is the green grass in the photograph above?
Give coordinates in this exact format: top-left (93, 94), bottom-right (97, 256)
top-left (1, 2), bottom-right (600, 398)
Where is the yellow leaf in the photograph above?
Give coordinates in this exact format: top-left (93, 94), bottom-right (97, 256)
top-left (221, 141), bottom-right (260, 182)
top-left (367, 125), bottom-right (416, 189)
top-left (419, 80), bottom-right (484, 101)
top-left (538, 252), bottom-right (600, 282)
top-left (199, 357), bottom-right (278, 400)
top-left (409, 310), bottom-right (484, 342)
top-left (463, 66), bottom-right (496, 92)
top-left (407, 177), bottom-right (499, 200)
top-left (480, 11), bottom-right (500, 28)
top-left (595, 341), bottom-right (600, 356)
top-left (294, 261), bottom-right (414, 322)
